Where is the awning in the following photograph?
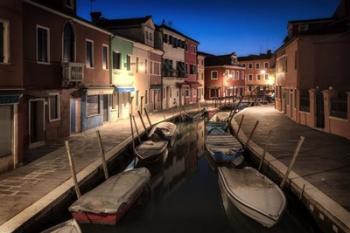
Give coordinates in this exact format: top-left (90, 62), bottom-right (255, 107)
top-left (185, 81), bottom-right (202, 88)
top-left (0, 91), bottom-right (23, 105)
top-left (85, 87), bottom-right (114, 96)
top-left (115, 87), bottom-right (135, 93)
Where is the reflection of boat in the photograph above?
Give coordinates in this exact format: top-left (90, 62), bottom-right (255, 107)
top-left (69, 168), bottom-right (151, 225)
top-left (41, 219), bottom-right (81, 233)
top-left (218, 167), bottom-right (286, 228)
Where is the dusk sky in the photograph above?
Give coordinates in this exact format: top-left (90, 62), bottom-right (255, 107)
top-left (77, 0), bottom-right (339, 56)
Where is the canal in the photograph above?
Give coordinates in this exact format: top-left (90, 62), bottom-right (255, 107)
top-left (79, 119), bottom-right (316, 233)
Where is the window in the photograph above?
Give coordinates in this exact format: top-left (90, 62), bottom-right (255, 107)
top-left (136, 90), bottom-right (139, 106)
top-left (150, 61), bottom-right (153, 74)
top-left (255, 63), bottom-right (260, 69)
top-left (37, 25), bottom-right (50, 64)
top-left (102, 45), bottom-right (108, 70)
top-left (85, 39), bottom-right (94, 68)
top-left (211, 71), bottom-right (218, 80)
top-left (63, 23), bottom-right (75, 62)
top-left (210, 89), bottom-right (217, 98)
top-left (265, 74), bottom-right (269, 80)
top-left (240, 71), bottom-right (244, 80)
top-left (242, 64), bottom-right (246, 67)
top-left (126, 55), bottom-right (131, 71)
top-left (145, 59), bottom-right (147, 73)
top-left (49, 94), bottom-right (60, 121)
top-left (236, 71), bottom-right (239, 80)
top-left (163, 34), bottom-right (168, 43)
top-left (169, 35), bottom-right (173, 44)
top-left (257, 74), bottom-right (261, 80)
top-left (249, 74), bottom-right (253, 81)
top-left (295, 50), bottom-right (298, 70)
top-left (264, 62), bottom-right (269, 69)
top-left (112, 51), bottom-right (121, 69)
top-left (201, 72), bottom-right (204, 80)
top-left (248, 63), bottom-right (252, 69)
top-left (0, 20), bottom-right (9, 64)
top-left (87, 95), bottom-right (100, 116)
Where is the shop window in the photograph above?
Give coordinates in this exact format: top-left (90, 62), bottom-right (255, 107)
top-left (87, 95), bottom-right (100, 116)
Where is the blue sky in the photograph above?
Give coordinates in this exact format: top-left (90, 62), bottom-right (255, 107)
top-left (77, 0), bottom-right (339, 56)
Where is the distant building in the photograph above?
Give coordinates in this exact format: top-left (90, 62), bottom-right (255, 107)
top-left (274, 0), bottom-right (350, 139)
top-left (197, 52), bottom-right (206, 102)
top-left (184, 38), bottom-right (200, 105)
top-left (204, 53), bottom-right (245, 99)
top-left (238, 51), bottom-right (274, 95)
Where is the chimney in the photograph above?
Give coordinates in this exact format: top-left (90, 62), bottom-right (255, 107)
top-left (90, 11), bottom-right (102, 24)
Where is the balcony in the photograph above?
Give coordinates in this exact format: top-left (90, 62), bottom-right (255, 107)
top-left (62, 62), bottom-right (84, 86)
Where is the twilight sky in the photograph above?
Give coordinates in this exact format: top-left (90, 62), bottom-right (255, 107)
top-left (77, 0), bottom-right (339, 56)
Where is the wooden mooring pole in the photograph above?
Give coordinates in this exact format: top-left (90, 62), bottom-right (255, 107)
top-left (96, 130), bottom-right (109, 180)
top-left (65, 140), bottom-right (81, 199)
top-left (259, 130), bottom-right (272, 171)
top-left (245, 120), bottom-right (259, 148)
top-left (280, 136), bottom-right (305, 188)
top-left (144, 108), bottom-right (152, 127)
top-left (236, 114), bottom-right (245, 135)
top-left (132, 115), bottom-right (141, 144)
top-left (138, 110), bottom-right (147, 132)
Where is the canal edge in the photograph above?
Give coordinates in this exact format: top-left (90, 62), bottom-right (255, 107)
top-left (0, 107), bottom-right (207, 233)
top-left (230, 107), bottom-right (350, 233)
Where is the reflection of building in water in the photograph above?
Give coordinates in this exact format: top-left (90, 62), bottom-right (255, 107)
top-left (196, 120), bottom-right (205, 158)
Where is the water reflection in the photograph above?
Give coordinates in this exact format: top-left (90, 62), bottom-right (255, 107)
top-left (81, 119), bottom-right (311, 233)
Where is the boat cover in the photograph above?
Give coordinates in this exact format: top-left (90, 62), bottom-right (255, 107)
top-left (210, 112), bottom-right (230, 122)
top-left (69, 168), bottom-right (151, 214)
top-left (136, 140), bottom-right (168, 159)
top-left (218, 167), bottom-right (286, 219)
top-left (206, 135), bottom-right (242, 155)
top-left (41, 219), bottom-right (81, 233)
top-left (148, 122), bottom-right (177, 139)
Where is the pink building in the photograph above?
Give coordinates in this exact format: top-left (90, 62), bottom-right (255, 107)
top-left (184, 39), bottom-right (200, 104)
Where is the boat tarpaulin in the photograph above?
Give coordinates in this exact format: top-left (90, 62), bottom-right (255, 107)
top-left (41, 219), bottom-right (81, 233)
top-left (69, 168), bottom-right (151, 214)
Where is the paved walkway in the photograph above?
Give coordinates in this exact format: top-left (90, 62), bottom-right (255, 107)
top-left (0, 105), bottom-right (208, 231)
top-left (234, 105), bottom-right (350, 210)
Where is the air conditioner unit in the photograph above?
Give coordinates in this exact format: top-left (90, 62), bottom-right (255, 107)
top-left (62, 62), bottom-right (84, 83)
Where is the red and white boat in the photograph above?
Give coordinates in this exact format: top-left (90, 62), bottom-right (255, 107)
top-left (69, 167), bottom-right (151, 225)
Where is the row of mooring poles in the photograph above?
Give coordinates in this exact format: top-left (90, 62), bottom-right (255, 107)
top-left (237, 114), bottom-right (306, 189)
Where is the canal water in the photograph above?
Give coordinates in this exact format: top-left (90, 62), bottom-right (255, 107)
top-left (81, 119), bottom-right (314, 233)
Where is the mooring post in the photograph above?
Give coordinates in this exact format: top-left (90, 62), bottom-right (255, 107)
top-left (259, 130), bottom-right (272, 171)
top-left (65, 140), bottom-right (81, 199)
top-left (96, 130), bottom-right (109, 180)
top-left (236, 114), bottom-right (245, 135)
top-left (132, 115), bottom-right (142, 144)
top-left (138, 110), bottom-right (147, 132)
top-left (280, 136), bottom-right (305, 188)
top-left (144, 108), bottom-right (152, 127)
top-left (245, 120), bottom-right (259, 148)
top-left (129, 114), bottom-right (136, 154)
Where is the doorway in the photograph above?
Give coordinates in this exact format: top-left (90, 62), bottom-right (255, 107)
top-left (316, 91), bottom-right (325, 128)
top-left (29, 99), bottom-right (45, 147)
top-left (103, 95), bottom-right (108, 122)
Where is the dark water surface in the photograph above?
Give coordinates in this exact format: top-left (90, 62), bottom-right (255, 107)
top-left (81, 120), bottom-right (313, 233)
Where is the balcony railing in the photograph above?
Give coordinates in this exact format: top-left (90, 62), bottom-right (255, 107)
top-left (62, 62), bottom-right (84, 85)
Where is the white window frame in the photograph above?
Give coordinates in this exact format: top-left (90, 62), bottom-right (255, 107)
top-left (249, 74), bottom-right (253, 81)
top-left (0, 19), bottom-right (10, 64)
top-left (85, 38), bottom-right (94, 69)
top-left (48, 93), bottom-right (60, 122)
top-left (102, 44), bottom-right (109, 70)
top-left (264, 62), bottom-right (269, 69)
top-left (36, 25), bottom-right (50, 65)
top-left (211, 70), bottom-right (218, 80)
top-left (257, 74), bottom-right (261, 80)
top-left (255, 63), bottom-right (260, 69)
top-left (112, 50), bottom-right (121, 70)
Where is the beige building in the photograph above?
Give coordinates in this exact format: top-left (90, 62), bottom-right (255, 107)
top-left (275, 0), bottom-right (350, 139)
top-left (238, 52), bottom-right (274, 96)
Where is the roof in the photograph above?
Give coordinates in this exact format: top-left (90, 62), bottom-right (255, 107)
top-left (96, 16), bottom-right (152, 28)
top-left (157, 24), bottom-right (199, 44)
top-left (197, 51), bottom-right (214, 57)
top-left (288, 17), bottom-right (334, 24)
top-left (238, 53), bottom-right (272, 62)
top-left (205, 53), bottom-right (243, 67)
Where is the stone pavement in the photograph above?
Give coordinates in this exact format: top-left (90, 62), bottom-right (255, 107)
top-left (0, 104), bottom-right (208, 231)
top-left (234, 104), bottom-right (350, 210)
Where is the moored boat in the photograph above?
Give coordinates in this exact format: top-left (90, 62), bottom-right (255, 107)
top-left (69, 167), bottom-right (151, 225)
top-left (218, 166), bottom-right (286, 228)
top-left (41, 219), bottom-right (81, 233)
top-left (148, 121), bottom-right (177, 147)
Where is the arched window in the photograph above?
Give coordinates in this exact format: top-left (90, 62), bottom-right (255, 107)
top-left (63, 23), bottom-right (75, 62)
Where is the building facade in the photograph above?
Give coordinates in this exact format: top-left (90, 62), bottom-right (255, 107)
top-left (274, 0), bottom-right (350, 139)
top-left (197, 53), bottom-right (206, 102)
top-left (184, 38), bottom-right (199, 105)
top-left (204, 53), bottom-right (245, 99)
top-left (238, 52), bottom-right (274, 96)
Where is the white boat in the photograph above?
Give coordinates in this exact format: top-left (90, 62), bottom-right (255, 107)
top-left (218, 167), bottom-right (286, 228)
top-left (135, 140), bottom-right (168, 161)
top-left (69, 168), bottom-right (151, 225)
top-left (41, 219), bottom-right (81, 233)
top-left (148, 121), bottom-right (177, 146)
